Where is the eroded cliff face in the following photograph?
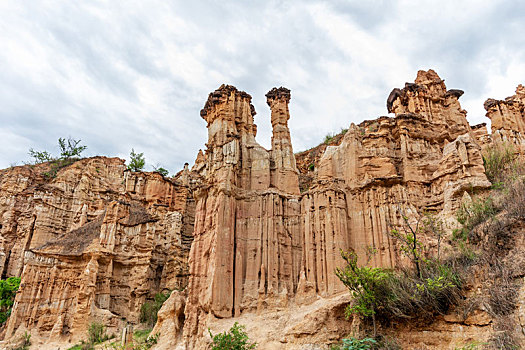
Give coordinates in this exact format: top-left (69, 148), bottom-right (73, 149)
top-left (0, 157), bottom-right (196, 344)
top-left (484, 84), bottom-right (525, 150)
top-left (178, 70), bottom-right (494, 348)
top-left (183, 85), bottom-right (303, 347)
top-left (3, 69), bottom-right (525, 349)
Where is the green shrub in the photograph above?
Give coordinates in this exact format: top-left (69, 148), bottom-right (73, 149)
top-left (456, 197), bottom-right (497, 231)
top-left (153, 166), bottom-right (169, 176)
top-left (29, 137), bottom-right (87, 165)
top-left (335, 251), bottom-right (392, 335)
top-left (482, 143), bottom-right (516, 183)
top-left (340, 337), bottom-right (377, 350)
top-left (28, 137), bottom-right (87, 178)
top-left (330, 335), bottom-right (400, 350)
top-left (324, 133), bottom-right (335, 145)
top-left (209, 322), bottom-right (257, 350)
top-left (128, 149), bottom-right (146, 172)
top-left (28, 149), bottom-right (54, 163)
top-left (0, 277), bottom-right (21, 324)
top-left (58, 137), bottom-right (87, 160)
top-left (308, 163), bottom-right (315, 171)
top-left (140, 291), bottom-right (171, 327)
top-left (87, 321), bottom-right (107, 344)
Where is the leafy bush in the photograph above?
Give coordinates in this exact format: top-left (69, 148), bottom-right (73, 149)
top-left (88, 321), bottom-right (108, 344)
top-left (456, 197), bottom-right (497, 231)
top-left (324, 133), bottom-right (335, 145)
top-left (58, 137), bottom-right (87, 160)
top-left (29, 137), bottom-right (87, 165)
top-left (153, 166), bottom-right (169, 177)
top-left (140, 291), bottom-right (171, 327)
top-left (28, 137), bottom-right (87, 178)
top-left (209, 322), bottom-right (257, 350)
top-left (336, 210), bottom-right (463, 335)
top-left (337, 337), bottom-right (377, 350)
top-left (0, 276), bottom-right (21, 324)
top-left (335, 251), bottom-right (392, 334)
top-left (330, 336), bottom-right (400, 350)
top-left (128, 149), bottom-right (146, 172)
top-left (28, 148), bottom-right (54, 163)
top-left (482, 143), bottom-right (516, 183)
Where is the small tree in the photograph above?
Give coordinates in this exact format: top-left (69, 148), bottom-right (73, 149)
top-left (28, 149), bottom-right (54, 164)
top-left (128, 149), bottom-right (146, 172)
top-left (87, 321), bottom-right (107, 344)
top-left (140, 291), bottom-right (171, 327)
top-left (209, 322), bottom-right (257, 350)
top-left (58, 137), bottom-right (87, 159)
top-left (390, 210), bottom-right (424, 279)
top-left (152, 165), bottom-right (169, 177)
top-left (0, 277), bottom-right (21, 324)
top-left (335, 250), bottom-right (391, 336)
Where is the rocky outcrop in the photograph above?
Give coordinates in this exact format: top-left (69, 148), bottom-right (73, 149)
top-left (484, 84), bottom-right (525, 150)
top-left (180, 70), bottom-right (492, 348)
top-left (3, 69), bottom-right (524, 349)
top-left (183, 85), bottom-right (303, 347)
top-left (0, 158), bottom-right (195, 344)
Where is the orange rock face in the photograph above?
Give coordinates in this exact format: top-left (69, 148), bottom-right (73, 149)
top-left (2, 69), bottom-right (524, 349)
top-left (484, 84), bottom-right (525, 150)
top-left (0, 157), bottom-right (195, 344)
top-left (182, 70), bottom-right (492, 347)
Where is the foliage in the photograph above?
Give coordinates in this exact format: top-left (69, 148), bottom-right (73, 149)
top-left (335, 251), bottom-right (391, 335)
top-left (336, 209), bottom-right (463, 336)
top-left (106, 330), bottom-right (159, 350)
top-left (152, 164), bottom-right (169, 176)
top-left (209, 322), bottom-right (257, 350)
top-left (330, 336), bottom-right (400, 350)
top-left (456, 197), bottom-right (497, 231)
top-left (88, 321), bottom-right (109, 344)
top-left (308, 163), bottom-right (315, 171)
top-left (28, 137), bottom-right (87, 178)
top-left (139, 291), bottom-right (171, 327)
top-left (153, 167), bottom-right (169, 177)
top-left (28, 148), bottom-right (54, 163)
top-left (128, 149), bottom-right (146, 172)
top-left (324, 133), bottom-right (335, 145)
top-left (422, 213), bottom-right (444, 261)
top-left (454, 342), bottom-right (484, 350)
top-left (390, 212), bottom-right (425, 278)
top-left (0, 276), bottom-right (21, 324)
top-left (13, 331), bottom-right (31, 350)
top-left (339, 337), bottom-right (377, 350)
top-left (58, 137), bottom-right (88, 160)
top-left (482, 143), bottom-right (516, 183)
top-left (29, 137), bottom-right (87, 165)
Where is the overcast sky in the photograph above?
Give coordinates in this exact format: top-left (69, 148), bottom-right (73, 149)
top-left (1, 1), bottom-right (525, 173)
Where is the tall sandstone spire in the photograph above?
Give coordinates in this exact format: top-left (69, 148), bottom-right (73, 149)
top-left (267, 87), bottom-right (300, 194)
top-left (184, 85), bottom-right (302, 346)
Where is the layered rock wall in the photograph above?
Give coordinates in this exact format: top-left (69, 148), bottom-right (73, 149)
top-left (2, 69), bottom-right (520, 349)
top-left (484, 84), bottom-right (525, 150)
top-left (182, 70), bottom-right (492, 347)
top-left (0, 158), bottom-right (195, 343)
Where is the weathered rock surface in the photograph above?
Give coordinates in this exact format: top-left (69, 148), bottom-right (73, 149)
top-left (179, 70), bottom-right (492, 348)
top-left (3, 69), bottom-right (525, 349)
top-left (484, 84), bottom-right (525, 150)
top-left (0, 157), bottom-right (195, 345)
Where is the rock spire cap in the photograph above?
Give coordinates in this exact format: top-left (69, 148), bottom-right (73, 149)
top-left (266, 87), bottom-right (291, 105)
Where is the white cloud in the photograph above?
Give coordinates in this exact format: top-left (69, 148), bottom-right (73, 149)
top-left (1, 1), bottom-right (525, 171)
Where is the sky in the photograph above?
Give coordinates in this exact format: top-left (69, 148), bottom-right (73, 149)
top-left (1, 1), bottom-right (525, 174)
